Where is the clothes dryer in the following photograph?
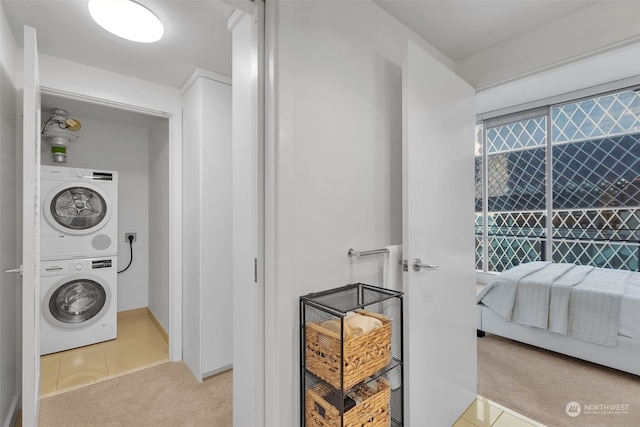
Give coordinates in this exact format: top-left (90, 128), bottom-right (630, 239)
top-left (40, 256), bottom-right (117, 355)
top-left (41, 165), bottom-right (118, 260)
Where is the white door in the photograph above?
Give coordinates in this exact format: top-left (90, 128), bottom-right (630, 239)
top-left (21, 25), bottom-right (42, 427)
top-left (402, 40), bottom-right (477, 426)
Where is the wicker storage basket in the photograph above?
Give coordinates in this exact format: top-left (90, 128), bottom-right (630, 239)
top-left (306, 379), bottom-right (390, 427)
top-left (305, 310), bottom-right (391, 390)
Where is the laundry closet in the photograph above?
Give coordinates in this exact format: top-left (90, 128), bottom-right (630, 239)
top-left (41, 95), bottom-right (169, 316)
top-left (38, 93), bottom-right (171, 357)
top-left (36, 56), bottom-right (233, 383)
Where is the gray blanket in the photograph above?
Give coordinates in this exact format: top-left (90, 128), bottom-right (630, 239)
top-left (477, 262), bottom-right (630, 346)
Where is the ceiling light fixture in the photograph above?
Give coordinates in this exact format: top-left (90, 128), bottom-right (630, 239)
top-left (88, 0), bottom-right (164, 43)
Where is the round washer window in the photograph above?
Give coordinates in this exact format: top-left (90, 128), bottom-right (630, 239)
top-left (49, 279), bottom-right (107, 324)
top-left (50, 186), bottom-right (107, 231)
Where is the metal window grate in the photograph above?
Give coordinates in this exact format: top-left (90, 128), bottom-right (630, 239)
top-left (486, 149), bottom-right (547, 212)
top-left (552, 240), bottom-right (638, 271)
top-left (487, 116), bottom-right (546, 153)
top-left (552, 209), bottom-right (640, 242)
top-left (552, 134), bottom-right (640, 209)
top-left (477, 89), bottom-right (640, 272)
top-left (487, 211), bottom-right (546, 238)
top-left (487, 236), bottom-right (542, 272)
top-left (552, 90), bottom-right (640, 144)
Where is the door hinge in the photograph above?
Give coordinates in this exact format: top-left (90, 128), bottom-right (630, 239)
top-left (254, 258), bottom-right (258, 283)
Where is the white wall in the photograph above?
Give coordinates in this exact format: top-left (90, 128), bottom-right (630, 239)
top-left (41, 114), bottom-right (150, 311)
top-left (0, 3), bottom-right (20, 426)
top-left (264, 1), bottom-right (442, 424)
top-left (148, 118), bottom-right (170, 330)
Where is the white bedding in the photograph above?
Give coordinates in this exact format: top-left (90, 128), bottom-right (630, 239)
top-left (620, 275), bottom-right (640, 339)
top-left (477, 262), bottom-right (639, 346)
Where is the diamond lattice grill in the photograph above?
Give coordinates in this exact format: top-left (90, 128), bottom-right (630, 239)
top-left (488, 237), bottom-right (541, 272)
top-left (487, 116), bottom-right (546, 153)
top-left (553, 241), bottom-right (638, 271)
top-left (487, 211), bottom-right (546, 237)
top-left (475, 157), bottom-right (483, 209)
top-left (478, 90), bottom-right (640, 272)
top-left (486, 149), bottom-right (546, 211)
top-left (553, 134), bottom-right (640, 209)
top-left (553, 209), bottom-right (640, 241)
top-left (552, 91), bottom-right (640, 143)
top-left (475, 214), bottom-right (483, 269)
top-left (475, 213), bottom-right (482, 233)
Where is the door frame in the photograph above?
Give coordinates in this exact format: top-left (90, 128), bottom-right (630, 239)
top-left (38, 85), bottom-right (183, 360)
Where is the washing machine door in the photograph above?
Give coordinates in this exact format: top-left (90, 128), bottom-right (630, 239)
top-left (43, 275), bottom-right (111, 328)
top-left (44, 183), bottom-right (112, 235)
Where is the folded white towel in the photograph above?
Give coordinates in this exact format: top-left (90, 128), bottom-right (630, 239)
top-left (383, 245), bottom-right (403, 291)
top-left (345, 312), bottom-right (382, 337)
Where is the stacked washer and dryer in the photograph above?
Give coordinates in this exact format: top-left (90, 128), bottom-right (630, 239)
top-left (40, 165), bottom-right (119, 355)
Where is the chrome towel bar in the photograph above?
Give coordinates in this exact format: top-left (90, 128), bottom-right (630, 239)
top-left (347, 247), bottom-right (389, 259)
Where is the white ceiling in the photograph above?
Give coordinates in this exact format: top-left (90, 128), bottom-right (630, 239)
top-left (3, 0), bottom-right (639, 89)
top-left (3, 0), bottom-right (236, 88)
top-left (374, 0), bottom-right (598, 61)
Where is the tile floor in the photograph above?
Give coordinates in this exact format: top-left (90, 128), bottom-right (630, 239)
top-left (40, 310), bottom-right (169, 397)
top-left (454, 395), bottom-right (546, 427)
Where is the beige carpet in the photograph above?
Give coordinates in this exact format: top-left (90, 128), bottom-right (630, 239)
top-left (478, 334), bottom-right (640, 427)
top-left (39, 361), bottom-right (232, 427)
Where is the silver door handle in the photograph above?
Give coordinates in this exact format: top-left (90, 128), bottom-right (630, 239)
top-left (412, 258), bottom-right (438, 272)
top-left (3, 265), bottom-right (23, 277)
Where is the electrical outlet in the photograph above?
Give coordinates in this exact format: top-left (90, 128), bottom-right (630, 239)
top-left (125, 233), bottom-right (137, 242)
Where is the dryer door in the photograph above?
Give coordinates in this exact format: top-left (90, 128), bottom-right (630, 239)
top-left (44, 276), bottom-right (111, 328)
top-left (44, 183), bottom-right (112, 235)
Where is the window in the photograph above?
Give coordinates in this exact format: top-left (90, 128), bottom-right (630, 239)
top-left (476, 88), bottom-right (640, 272)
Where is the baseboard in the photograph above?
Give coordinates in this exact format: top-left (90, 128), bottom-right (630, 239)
top-left (117, 307), bottom-right (147, 319)
top-left (146, 308), bottom-right (169, 345)
top-left (117, 307), bottom-right (169, 345)
top-left (203, 364), bottom-right (233, 379)
top-left (2, 395), bottom-right (19, 427)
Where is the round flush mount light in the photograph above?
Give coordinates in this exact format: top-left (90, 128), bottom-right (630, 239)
top-left (88, 0), bottom-right (164, 43)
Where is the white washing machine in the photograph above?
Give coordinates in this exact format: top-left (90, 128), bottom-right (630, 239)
top-left (41, 165), bottom-right (118, 261)
top-left (40, 256), bottom-right (118, 355)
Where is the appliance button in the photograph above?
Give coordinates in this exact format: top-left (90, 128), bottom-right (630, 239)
top-left (75, 171), bottom-right (84, 178)
top-left (74, 263), bottom-right (83, 271)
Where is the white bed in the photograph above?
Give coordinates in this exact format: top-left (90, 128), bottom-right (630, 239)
top-left (477, 262), bottom-right (640, 376)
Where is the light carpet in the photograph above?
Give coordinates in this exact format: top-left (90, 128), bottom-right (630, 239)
top-left (39, 361), bottom-right (232, 427)
top-left (478, 334), bottom-right (640, 427)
